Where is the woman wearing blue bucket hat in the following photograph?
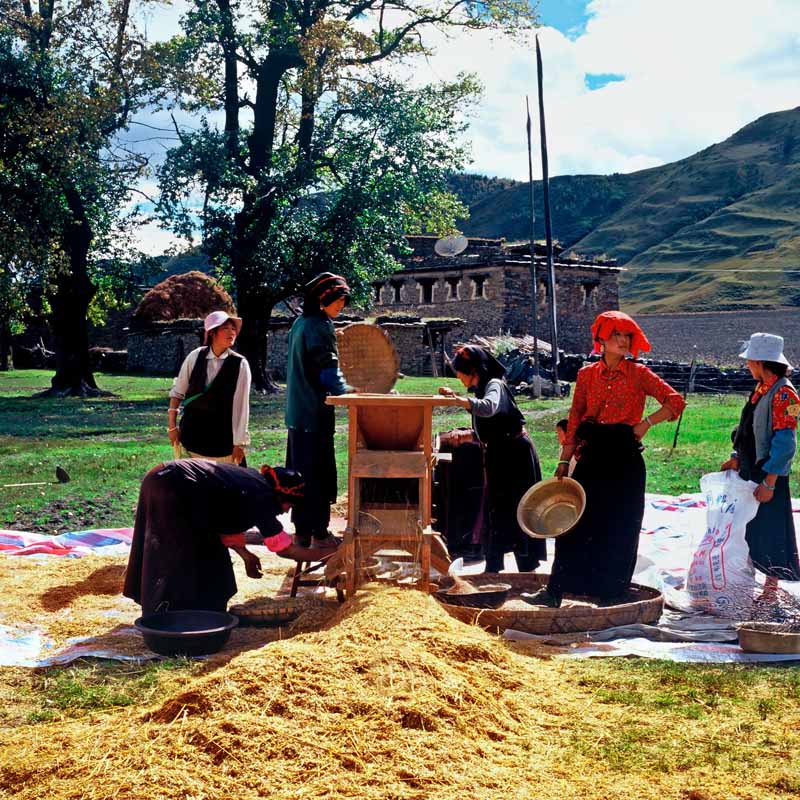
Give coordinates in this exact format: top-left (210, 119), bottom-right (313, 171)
top-left (721, 333), bottom-right (800, 605)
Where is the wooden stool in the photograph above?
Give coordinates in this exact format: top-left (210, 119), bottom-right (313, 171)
top-left (290, 559), bottom-right (345, 603)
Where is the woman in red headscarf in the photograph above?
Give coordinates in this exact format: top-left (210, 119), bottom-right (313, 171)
top-left (525, 311), bottom-right (686, 607)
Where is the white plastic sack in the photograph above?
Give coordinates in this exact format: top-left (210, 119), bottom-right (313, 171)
top-left (686, 471), bottom-right (760, 615)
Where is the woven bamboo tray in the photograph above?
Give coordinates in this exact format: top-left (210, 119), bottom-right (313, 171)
top-left (229, 596), bottom-right (323, 627)
top-left (738, 622), bottom-right (800, 654)
top-left (337, 323), bottom-right (400, 393)
top-left (434, 573), bottom-right (663, 635)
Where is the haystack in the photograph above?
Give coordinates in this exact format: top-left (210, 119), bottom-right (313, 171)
top-left (133, 271), bottom-right (235, 325)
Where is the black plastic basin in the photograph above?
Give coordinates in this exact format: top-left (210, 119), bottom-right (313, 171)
top-left (134, 610), bottom-right (239, 656)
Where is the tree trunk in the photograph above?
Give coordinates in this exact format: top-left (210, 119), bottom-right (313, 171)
top-left (0, 318), bottom-right (12, 371)
top-left (237, 292), bottom-right (280, 393)
top-left (39, 189), bottom-right (107, 397)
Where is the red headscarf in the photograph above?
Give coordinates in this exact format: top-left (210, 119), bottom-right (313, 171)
top-left (591, 311), bottom-right (651, 358)
top-left (260, 465), bottom-right (305, 499)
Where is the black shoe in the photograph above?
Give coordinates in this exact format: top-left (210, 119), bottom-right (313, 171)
top-left (521, 588), bottom-right (562, 608)
top-left (311, 533), bottom-right (341, 549)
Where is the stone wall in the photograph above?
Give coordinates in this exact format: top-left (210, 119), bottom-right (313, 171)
top-left (127, 319), bottom-right (204, 375)
top-left (265, 318), bottom-right (455, 378)
top-left (372, 260), bottom-right (620, 353)
top-left (374, 268), bottom-right (506, 343)
top-left (502, 265), bottom-right (620, 354)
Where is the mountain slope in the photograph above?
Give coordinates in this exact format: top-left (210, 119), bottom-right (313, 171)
top-left (450, 106), bottom-right (800, 312)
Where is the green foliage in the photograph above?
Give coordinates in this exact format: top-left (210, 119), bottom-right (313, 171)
top-left (153, 0), bottom-right (538, 383)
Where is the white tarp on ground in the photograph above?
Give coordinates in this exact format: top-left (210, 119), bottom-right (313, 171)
top-left (499, 492), bottom-right (800, 662)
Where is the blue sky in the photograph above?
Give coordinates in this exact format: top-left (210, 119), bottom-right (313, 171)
top-left (537, 0), bottom-right (591, 39)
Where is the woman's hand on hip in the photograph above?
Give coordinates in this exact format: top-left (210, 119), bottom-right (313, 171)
top-left (632, 420), bottom-right (650, 440)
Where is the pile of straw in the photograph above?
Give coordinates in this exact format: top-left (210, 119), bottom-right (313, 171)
top-left (3, 572), bottom-right (799, 799)
top-left (1, 587), bottom-right (579, 799)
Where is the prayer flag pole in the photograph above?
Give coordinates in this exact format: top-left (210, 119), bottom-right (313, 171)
top-left (535, 35), bottom-right (560, 388)
top-left (525, 95), bottom-right (541, 397)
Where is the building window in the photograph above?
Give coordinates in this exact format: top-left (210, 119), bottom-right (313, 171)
top-left (582, 281), bottom-right (599, 306)
top-left (417, 279), bottom-right (435, 304)
top-left (391, 281), bottom-right (403, 303)
top-left (471, 275), bottom-right (488, 299)
top-left (445, 277), bottom-right (460, 300)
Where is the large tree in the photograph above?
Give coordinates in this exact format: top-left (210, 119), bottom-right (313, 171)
top-left (0, 1), bottom-right (162, 395)
top-left (156, 0), bottom-right (537, 390)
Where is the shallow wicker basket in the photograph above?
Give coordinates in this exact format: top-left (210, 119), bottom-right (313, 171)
top-left (229, 596), bottom-right (323, 627)
top-left (337, 323), bottom-right (400, 394)
top-left (738, 622), bottom-right (800, 655)
top-left (435, 573), bottom-right (663, 635)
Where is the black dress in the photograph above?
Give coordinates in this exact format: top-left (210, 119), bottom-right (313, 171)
top-left (473, 380), bottom-right (545, 573)
top-left (123, 460), bottom-right (284, 614)
top-left (547, 422), bottom-right (646, 601)
top-left (734, 395), bottom-right (800, 581)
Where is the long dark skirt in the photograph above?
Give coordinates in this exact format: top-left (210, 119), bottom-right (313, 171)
top-left (484, 434), bottom-right (546, 572)
top-left (123, 464), bottom-right (237, 615)
top-left (548, 423), bottom-right (645, 600)
top-left (744, 471), bottom-right (800, 581)
top-left (286, 426), bottom-right (337, 543)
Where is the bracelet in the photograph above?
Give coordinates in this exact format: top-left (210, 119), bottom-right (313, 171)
top-left (167, 427), bottom-right (178, 433)
top-left (557, 460), bottom-right (570, 465)
top-left (761, 480), bottom-right (775, 491)
top-left (644, 415), bottom-right (654, 428)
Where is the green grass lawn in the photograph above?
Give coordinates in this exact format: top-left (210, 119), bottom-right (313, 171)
top-left (2, 368), bottom-right (799, 789)
top-left (1, 369), bottom-right (796, 532)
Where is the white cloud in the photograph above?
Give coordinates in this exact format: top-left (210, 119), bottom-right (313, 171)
top-left (407, 0), bottom-right (800, 178)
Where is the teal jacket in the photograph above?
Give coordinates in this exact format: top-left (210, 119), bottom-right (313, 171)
top-left (285, 313), bottom-right (349, 432)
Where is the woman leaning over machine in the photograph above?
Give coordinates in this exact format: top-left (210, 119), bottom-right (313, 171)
top-left (526, 311), bottom-right (686, 608)
top-left (721, 333), bottom-right (800, 606)
top-left (124, 461), bottom-right (333, 615)
top-left (439, 345), bottom-right (545, 573)
top-left (168, 311), bottom-right (251, 464)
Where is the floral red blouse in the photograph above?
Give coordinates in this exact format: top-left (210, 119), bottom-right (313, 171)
top-left (565, 359), bottom-right (687, 446)
top-left (752, 374), bottom-right (800, 431)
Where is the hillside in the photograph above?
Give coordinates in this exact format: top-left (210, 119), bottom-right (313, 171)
top-left (449, 106), bottom-right (800, 312)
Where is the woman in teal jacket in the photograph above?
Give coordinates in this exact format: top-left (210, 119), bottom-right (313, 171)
top-left (285, 273), bottom-right (352, 548)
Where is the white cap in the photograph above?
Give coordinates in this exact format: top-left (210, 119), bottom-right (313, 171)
top-left (739, 332), bottom-right (791, 367)
top-left (203, 310), bottom-right (242, 344)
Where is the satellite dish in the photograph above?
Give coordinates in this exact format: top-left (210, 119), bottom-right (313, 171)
top-left (434, 234), bottom-right (468, 257)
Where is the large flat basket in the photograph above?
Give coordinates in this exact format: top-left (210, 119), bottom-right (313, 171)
top-left (337, 323), bottom-right (400, 394)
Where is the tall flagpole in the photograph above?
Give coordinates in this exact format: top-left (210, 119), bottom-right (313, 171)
top-left (525, 95), bottom-right (540, 397)
top-left (535, 34), bottom-right (560, 387)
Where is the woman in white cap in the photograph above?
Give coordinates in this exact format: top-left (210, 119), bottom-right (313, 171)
top-left (721, 333), bottom-right (800, 604)
top-left (167, 310), bottom-right (251, 464)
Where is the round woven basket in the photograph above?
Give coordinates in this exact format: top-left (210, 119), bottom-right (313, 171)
top-left (434, 573), bottom-right (663, 635)
top-left (229, 596), bottom-right (323, 627)
top-left (337, 323), bottom-right (400, 393)
top-left (738, 622), bottom-right (800, 654)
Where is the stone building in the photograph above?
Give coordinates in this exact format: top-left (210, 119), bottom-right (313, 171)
top-left (372, 236), bottom-right (622, 354)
